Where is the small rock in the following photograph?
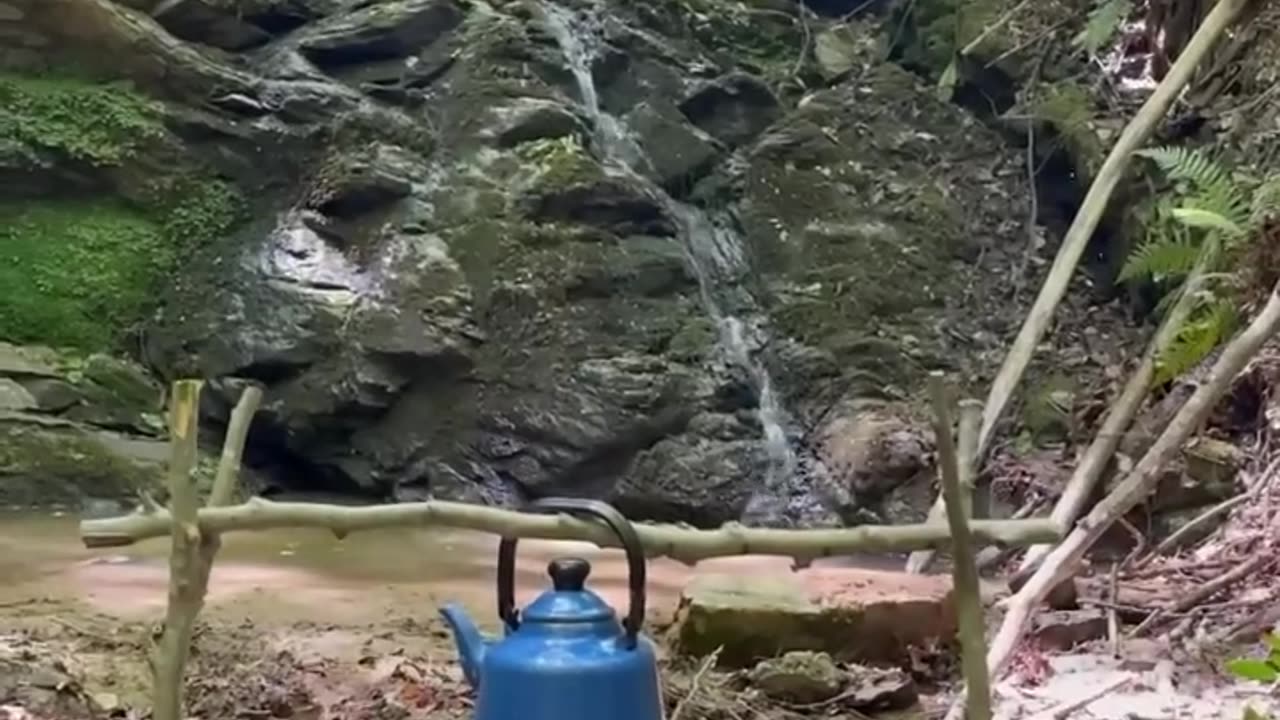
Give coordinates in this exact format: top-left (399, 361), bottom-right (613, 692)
top-left (624, 99), bottom-right (721, 190)
top-left (842, 663), bottom-right (918, 711)
top-left (1032, 609), bottom-right (1108, 650)
top-left (479, 98), bottom-right (584, 148)
top-left (152, 0), bottom-right (272, 50)
top-left (814, 24), bottom-right (866, 78)
top-left (297, 0), bottom-right (464, 68)
top-left (748, 651), bottom-right (843, 703)
top-left (678, 72), bottom-right (780, 148)
top-left (816, 405), bottom-right (931, 498)
top-left (0, 2), bottom-right (23, 20)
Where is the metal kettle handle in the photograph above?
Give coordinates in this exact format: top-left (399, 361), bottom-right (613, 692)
top-left (497, 497), bottom-right (647, 649)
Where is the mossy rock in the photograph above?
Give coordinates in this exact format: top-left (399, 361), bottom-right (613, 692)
top-left (0, 69), bottom-right (163, 167)
top-left (0, 420), bottom-right (167, 507)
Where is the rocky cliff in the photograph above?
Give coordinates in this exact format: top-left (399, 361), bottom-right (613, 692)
top-left (0, 0), bottom-right (1145, 525)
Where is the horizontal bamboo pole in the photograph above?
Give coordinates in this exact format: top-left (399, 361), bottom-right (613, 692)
top-left (80, 498), bottom-right (1062, 566)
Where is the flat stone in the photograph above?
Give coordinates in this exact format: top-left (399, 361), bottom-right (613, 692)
top-left (478, 97), bottom-right (584, 148)
top-left (0, 379), bottom-right (37, 412)
top-left (1031, 609), bottom-right (1108, 650)
top-left (0, 2), bottom-right (23, 20)
top-left (296, 0), bottom-right (463, 68)
top-left (0, 343), bottom-right (61, 379)
top-left (673, 568), bottom-right (955, 667)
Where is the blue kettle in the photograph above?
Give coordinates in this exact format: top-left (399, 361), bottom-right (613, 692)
top-left (439, 498), bottom-right (665, 720)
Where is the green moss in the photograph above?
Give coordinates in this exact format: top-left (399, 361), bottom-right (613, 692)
top-left (0, 70), bottom-right (163, 166)
top-left (0, 200), bottom-right (169, 349)
top-left (517, 136), bottom-right (600, 189)
top-left (0, 179), bottom-right (244, 351)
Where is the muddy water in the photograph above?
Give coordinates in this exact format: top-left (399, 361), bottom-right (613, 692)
top-left (0, 507), bottom-right (838, 630)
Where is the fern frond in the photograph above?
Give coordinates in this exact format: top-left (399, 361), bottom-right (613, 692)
top-left (1119, 231), bottom-right (1202, 283)
top-left (1187, 178), bottom-right (1251, 232)
top-left (1135, 146), bottom-right (1231, 192)
top-left (1075, 0), bottom-right (1132, 55)
top-left (1153, 298), bottom-right (1238, 385)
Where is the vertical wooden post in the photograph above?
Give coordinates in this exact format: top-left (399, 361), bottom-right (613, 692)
top-left (151, 382), bottom-right (262, 720)
top-left (930, 373), bottom-right (992, 720)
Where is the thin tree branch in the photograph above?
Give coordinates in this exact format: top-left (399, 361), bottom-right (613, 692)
top-left (907, 399), bottom-right (983, 573)
top-left (81, 501), bottom-right (1062, 565)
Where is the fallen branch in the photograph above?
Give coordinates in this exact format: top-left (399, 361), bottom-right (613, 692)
top-left (907, 399), bottom-right (983, 574)
top-left (80, 502), bottom-right (1061, 565)
top-left (932, 376), bottom-right (991, 720)
top-left (972, 0), bottom-right (1255, 462)
top-left (150, 380), bottom-right (203, 720)
top-left (1147, 491), bottom-right (1250, 558)
top-left (1015, 256), bottom-right (1211, 577)
top-left (947, 280), bottom-right (1280, 719)
top-left (1130, 553), bottom-right (1275, 637)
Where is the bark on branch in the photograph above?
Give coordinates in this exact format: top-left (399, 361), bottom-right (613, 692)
top-left (149, 384), bottom-right (262, 720)
top-left (82, 501), bottom-right (1062, 565)
top-left (906, 398), bottom-right (982, 574)
top-left (931, 377), bottom-right (991, 720)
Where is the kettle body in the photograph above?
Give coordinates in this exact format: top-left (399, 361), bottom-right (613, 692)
top-left (440, 498), bottom-right (665, 720)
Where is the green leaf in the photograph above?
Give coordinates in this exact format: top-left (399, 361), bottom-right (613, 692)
top-left (1226, 659), bottom-right (1279, 683)
top-left (1171, 207), bottom-right (1245, 235)
top-left (1074, 0), bottom-right (1131, 55)
top-left (936, 60), bottom-right (958, 102)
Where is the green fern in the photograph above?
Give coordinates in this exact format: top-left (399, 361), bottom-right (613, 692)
top-left (1074, 0), bottom-right (1132, 55)
top-left (1124, 145), bottom-right (1264, 385)
top-left (1118, 231), bottom-right (1201, 283)
top-left (1154, 298), bottom-right (1238, 385)
top-left (1134, 146), bottom-right (1230, 190)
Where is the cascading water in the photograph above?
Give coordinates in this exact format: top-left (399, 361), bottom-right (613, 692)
top-left (541, 3), bottom-right (831, 526)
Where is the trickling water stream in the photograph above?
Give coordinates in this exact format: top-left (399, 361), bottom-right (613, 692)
top-left (540, 4), bottom-right (831, 526)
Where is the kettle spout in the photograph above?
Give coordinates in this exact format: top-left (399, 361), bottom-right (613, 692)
top-left (439, 603), bottom-right (488, 689)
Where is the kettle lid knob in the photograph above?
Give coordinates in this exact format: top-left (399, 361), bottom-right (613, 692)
top-left (548, 557), bottom-right (591, 591)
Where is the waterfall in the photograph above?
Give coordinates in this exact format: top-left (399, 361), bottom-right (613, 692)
top-left (541, 3), bottom-right (820, 526)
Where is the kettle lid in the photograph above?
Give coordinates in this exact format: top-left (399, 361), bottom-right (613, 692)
top-left (519, 557), bottom-right (615, 624)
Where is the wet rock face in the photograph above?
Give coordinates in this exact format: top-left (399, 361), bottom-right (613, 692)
top-left (5, 0), bottom-right (1034, 524)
